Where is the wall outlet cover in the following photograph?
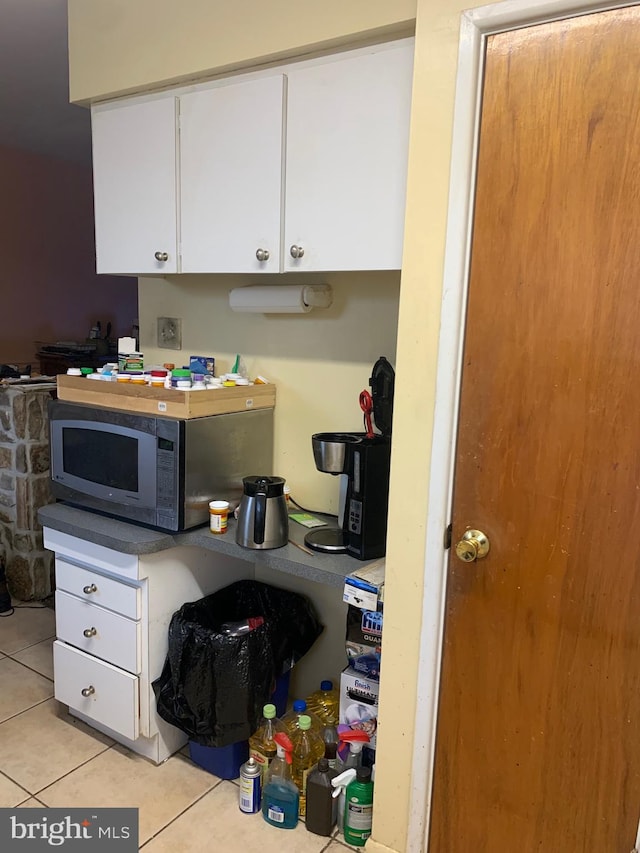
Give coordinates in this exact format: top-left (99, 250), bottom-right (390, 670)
top-left (158, 317), bottom-right (182, 350)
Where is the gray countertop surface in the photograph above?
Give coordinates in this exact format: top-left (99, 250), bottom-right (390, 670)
top-left (38, 503), bottom-right (366, 588)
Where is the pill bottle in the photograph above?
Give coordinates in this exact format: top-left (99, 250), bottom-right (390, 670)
top-left (209, 500), bottom-right (230, 534)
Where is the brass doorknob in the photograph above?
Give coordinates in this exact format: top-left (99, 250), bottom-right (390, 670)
top-left (455, 529), bottom-right (490, 563)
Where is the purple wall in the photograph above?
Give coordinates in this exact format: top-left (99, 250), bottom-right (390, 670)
top-left (0, 144), bottom-right (138, 367)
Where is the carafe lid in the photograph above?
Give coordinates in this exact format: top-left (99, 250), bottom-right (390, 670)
top-left (242, 475), bottom-right (285, 497)
top-left (370, 356), bottom-right (395, 437)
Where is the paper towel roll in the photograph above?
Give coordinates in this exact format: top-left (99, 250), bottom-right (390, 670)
top-left (229, 285), bottom-right (332, 314)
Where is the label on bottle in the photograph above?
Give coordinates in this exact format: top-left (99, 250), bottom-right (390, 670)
top-left (239, 774), bottom-right (261, 814)
top-left (267, 804), bottom-right (285, 823)
top-left (346, 802), bottom-right (373, 834)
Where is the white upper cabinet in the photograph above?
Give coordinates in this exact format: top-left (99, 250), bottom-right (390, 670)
top-left (92, 97), bottom-right (178, 275)
top-left (90, 38), bottom-right (414, 275)
top-left (180, 76), bottom-right (285, 273)
top-left (284, 40), bottom-right (414, 272)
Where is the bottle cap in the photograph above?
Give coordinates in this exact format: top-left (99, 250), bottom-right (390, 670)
top-left (356, 766), bottom-right (372, 783)
top-left (292, 700), bottom-right (307, 713)
top-left (320, 680), bottom-right (333, 691)
top-left (263, 703), bottom-right (276, 719)
top-left (298, 715), bottom-right (311, 730)
top-left (317, 758), bottom-right (329, 772)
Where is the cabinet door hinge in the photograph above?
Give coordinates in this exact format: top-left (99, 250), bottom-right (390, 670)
top-left (444, 523), bottom-right (452, 550)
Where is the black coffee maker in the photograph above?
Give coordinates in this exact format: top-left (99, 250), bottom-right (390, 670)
top-left (305, 356), bottom-right (394, 561)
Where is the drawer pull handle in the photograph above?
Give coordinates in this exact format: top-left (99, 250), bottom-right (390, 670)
top-left (81, 686), bottom-right (95, 698)
top-left (83, 627), bottom-right (97, 638)
top-left (83, 584), bottom-right (97, 594)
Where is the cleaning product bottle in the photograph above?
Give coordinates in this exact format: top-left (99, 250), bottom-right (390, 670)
top-left (261, 732), bottom-right (299, 829)
top-left (331, 767), bottom-right (357, 834)
top-left (305, 680), bottom-right (340, 726)
top-left (249, 703), bottom-right (286, 783)
top-left (305, 757), bottom-right (339, 836)
top-left (281, 699), bottom-right (323, 738)
top-left (291, 714), bottom-right (325, 816)
top-left (343, 766), bottom-right (374, 846)
top-left (337, 729), bottom-right (370, 771)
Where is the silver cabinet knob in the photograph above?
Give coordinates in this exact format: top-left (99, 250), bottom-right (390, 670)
top-left (81, 686), bottom-right (95, 698)
top-left (154, 251), bottom-right (169, 262)
top-left (256, 248), bottom-right (270, 262)
top-left (289, 244), bottom-right (304, 259)
top-left (83, 584), bottom-right (97, 594)
top-left (83, 627), bottom-right (97, 638)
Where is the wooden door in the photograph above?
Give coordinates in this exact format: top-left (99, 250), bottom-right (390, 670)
top-left (92, 97), bottom-right (178, 275)
top-left (430, 9), bottom-right (640, 851)
top-left (180, 75), bottom-right (284, 273)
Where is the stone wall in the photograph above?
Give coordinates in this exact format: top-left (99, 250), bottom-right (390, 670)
top-left (0, 382), bottom-right (57, 600)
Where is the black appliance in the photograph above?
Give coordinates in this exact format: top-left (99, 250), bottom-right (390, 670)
top-left (305, 356), bottom-right (394, 560)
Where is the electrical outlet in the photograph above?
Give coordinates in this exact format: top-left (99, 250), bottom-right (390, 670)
top-left (157, 317), bottom-right (182, 350)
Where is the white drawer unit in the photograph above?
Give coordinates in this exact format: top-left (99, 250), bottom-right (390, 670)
top-left (53, 641), bottom-right (140, 741)
top-left (56, 558), bottom-right (141, 619)
top-left (45, 526), bottom-right (255, 763)
top-left (55, 590), bottom-right (142, 674)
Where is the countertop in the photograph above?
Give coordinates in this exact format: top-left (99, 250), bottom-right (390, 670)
top-left (38, 502), bottom-right (369, 589)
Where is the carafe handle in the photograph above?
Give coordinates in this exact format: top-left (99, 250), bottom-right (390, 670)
top-left (254, 483), bottom-right (268, 545)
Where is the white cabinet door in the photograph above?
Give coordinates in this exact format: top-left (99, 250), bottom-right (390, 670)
top-left (180, 75), bottom-right (284, 273)
top-left (92, 96), bottom-right (178, 274)
top-left (284, 40), bottom-right (414, 272)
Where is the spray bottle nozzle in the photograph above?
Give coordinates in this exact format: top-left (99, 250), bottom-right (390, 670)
top-left (274, 731), bottom-right (294, 764)
top-left (338, 729), bottom-right (370, 750)
top-left (331, 768), bottom-right (357, 798)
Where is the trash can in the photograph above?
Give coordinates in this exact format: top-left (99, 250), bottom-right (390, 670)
top-left (153, 579), bottom-right (323, 772)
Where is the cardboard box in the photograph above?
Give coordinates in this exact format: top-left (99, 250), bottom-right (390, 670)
top-left (339, 666), bottom-right (379, 750)
top-left (343, 560), bottom-right (385, 610)
top-left (345, 605), bottom-right (382, 680)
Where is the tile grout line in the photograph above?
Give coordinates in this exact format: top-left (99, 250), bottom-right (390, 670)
top-left (0, 695), bottom-right (54, 727)
top-left (2, 655), bottom-right (54, 683)
top-left (138, 777), bottom-right (225, 849)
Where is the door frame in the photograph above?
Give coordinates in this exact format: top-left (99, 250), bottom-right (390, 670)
top-left (407, 0), bottom-right (637, 849)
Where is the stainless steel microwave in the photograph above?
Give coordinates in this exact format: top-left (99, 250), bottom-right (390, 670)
top-left (48, 399), bottom-right (274, 531)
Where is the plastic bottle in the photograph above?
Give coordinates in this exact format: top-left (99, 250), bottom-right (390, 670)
top-left (220, 616), bottom-right (264, 636)
top-left (249, 703), bottom-right (286, 783)
top-left (238, 755), bottom-right (261, 814)
top-left (262, 732), bottom-right (299, 829)
top-left (305, 680), bottom-right (340, 726)
top-left (281, 699), bottom-right (323, 738)
top-left (343, 766), bottom-right (374, 846)
top-left (305, 757), bottom-right (339, 836)
top-left (291, 714), bottom-right (325, 816)
top-left (331, 767), bottom-right (357, 833)
top-left (322, 719), bottom-right (339, 769)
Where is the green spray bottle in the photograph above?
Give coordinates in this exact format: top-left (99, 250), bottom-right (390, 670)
top-left (343, 765), bottom-right (374, 847)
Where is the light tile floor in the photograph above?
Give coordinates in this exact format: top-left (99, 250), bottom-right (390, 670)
top-left (0, 604), bottom-right (361, 852)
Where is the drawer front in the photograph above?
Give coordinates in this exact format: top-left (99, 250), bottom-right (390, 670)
top-left (44, 528), bottom-right (140, 580)
top-left (55, 590), bottom-right (141, 674)
top-left (53, 640), bottom-right (139, 741)
top-left (56, 558), bottom-right (141, 619)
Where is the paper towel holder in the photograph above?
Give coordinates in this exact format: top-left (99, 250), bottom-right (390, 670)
top-left (229, 284), bottom-right (333, 314)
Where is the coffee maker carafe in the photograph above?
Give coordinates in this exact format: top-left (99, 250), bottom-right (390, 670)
top-left (305, 356), bottom-right (394, 560)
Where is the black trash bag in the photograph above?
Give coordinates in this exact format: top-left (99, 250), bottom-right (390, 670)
top-left (153, 579), bottom-right (323, 748)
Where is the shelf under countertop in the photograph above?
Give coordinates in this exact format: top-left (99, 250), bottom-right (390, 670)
top-left (38, 502), bottom-right (370, 588)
